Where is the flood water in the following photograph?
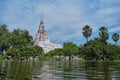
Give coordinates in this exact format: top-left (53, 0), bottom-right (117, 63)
top-left (0, 60), bottom-right (120, 80)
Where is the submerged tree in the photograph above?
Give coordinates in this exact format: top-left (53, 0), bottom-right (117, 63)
top-left (82, 25), bottom-right (92, 43)
top-left (112, 33), bottom-right (119, 45)
top-left (99, 26), bottom-right (109, 43)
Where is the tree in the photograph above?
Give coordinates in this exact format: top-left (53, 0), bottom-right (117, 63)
top-left (99, 26), bottom-right (109, 43)
top-left (0, 24), bottom-right (10, 54)
top-left (6, 28), bottom-right (35, 59)
top-left (78, 37), bottom-right (120, 60)
top-left (0, 24), bottom-right (9, 35)
top-left (46, 50), bottom-right (56, 57)
top-left (79, 38), bottom-right (103, 60)
top-left (9, 29), bottom-right (33, 48)
top-left (32, 45), bottom-right (44, 59)
top-left (99, 27), bottom-right (109, 60)
top-left (63, 42), bottom-right (79, 60)
top-left (112, 33), bottom-right (119, 45)
top-left (82, 25), bottom-right (92, 43)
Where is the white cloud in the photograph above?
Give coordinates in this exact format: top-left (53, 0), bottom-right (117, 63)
top-left (0, 0), bottom-right (120, 45)
top-left (109, 27), bottom-right (120, 33)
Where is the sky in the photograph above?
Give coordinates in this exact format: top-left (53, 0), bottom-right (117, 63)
top-left (0, 0), bottom-right (120, 45)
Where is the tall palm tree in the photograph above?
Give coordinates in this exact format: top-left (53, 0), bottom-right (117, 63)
top-left (99, 26), bottom-right (109, 43)
top-left (99, 27), bottom-right (109, 60)
top-left (112, 33), bottom-right (119, 45)
top-left (82, 25), bottom-right (92, 43)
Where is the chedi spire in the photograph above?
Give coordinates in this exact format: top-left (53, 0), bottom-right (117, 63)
top-left (34, 16), bottom-right (62, 53)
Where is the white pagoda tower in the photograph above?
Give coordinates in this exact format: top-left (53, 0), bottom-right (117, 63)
top-left (34, 17), bottom-right (62, 53)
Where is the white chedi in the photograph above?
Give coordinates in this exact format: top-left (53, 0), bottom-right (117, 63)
top-left (34, 18), bottom-right (62, 53)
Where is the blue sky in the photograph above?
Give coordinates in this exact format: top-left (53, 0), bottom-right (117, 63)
top-left (0, 0), bottom-right (120, 45)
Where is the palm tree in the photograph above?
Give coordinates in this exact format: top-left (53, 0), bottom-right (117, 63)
top-left (112, 33), bottom-right (119, 45)
top-left (99, 27), bottom-right (109, 60)
top-left (99, 26), bottom-right (109, 43)
top-left (82, 25), bottom-right (92, 43)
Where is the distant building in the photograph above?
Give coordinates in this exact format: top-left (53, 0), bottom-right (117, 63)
top-left (34, 17), bottom-right (62, 53)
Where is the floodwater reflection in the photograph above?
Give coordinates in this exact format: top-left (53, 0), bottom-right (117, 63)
top-left (0, 60), bottom-right (120, 80)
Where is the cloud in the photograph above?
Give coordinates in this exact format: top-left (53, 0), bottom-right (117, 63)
top-left (109, 26), bottom-right (120, 33)
top-left (0, 0), bottom-right (120, 45)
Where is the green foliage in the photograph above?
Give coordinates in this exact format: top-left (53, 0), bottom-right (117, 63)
top-left (45, 26), bottom-right (120, 61)
top-left (9, 29), bottom-right (33, 48)
top-left (46, 49), bottom-right (56, 57)
top-left (0, 24), bottom-right (120, 61)
top-left (79, 38), bottom-right (120, 60)
top-left (99, 26), bottom-right (109, 43)
top-left (47, 42), bottom-right (79, 60)
top-left (63, 42), bottom-right (79, 56)
top-left (45, 48), bottom-right (64, 59)
top-left (0, 24), bottom-right (11, 52)
top-left (32, 45), bottom-right (44, 57)
top-left (0, 24), bottom-right (43, 59)
top-left (0, 55), bottom-right (4, 60)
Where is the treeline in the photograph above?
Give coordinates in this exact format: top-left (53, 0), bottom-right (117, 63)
top-left (46, 25), bottom-right (120, 60)
top-left (0, 24), bottom-right (44, 60)
top-left (0, 24), bottom-right (120, 60)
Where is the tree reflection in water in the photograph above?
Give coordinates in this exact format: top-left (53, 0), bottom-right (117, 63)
top-left (0, 60), bottom-right (120, 80)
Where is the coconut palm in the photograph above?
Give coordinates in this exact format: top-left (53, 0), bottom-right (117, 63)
top-left (82, 25), bottom-right (92, 43)
top-left (99, 26), bottom-right (109, 43)
top-left (112, 33), bottom-right (119, 45)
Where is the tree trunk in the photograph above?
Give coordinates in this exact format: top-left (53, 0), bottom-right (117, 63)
top-left (86, 37), bottom-right (88, 43)
top-left (115, 41), bottom-right (117, 45)
top-left (69, 56), bottom-right (71, 61)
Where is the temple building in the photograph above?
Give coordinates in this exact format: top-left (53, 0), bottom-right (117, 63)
top-left (34, 18), bottom-right (62, 53)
